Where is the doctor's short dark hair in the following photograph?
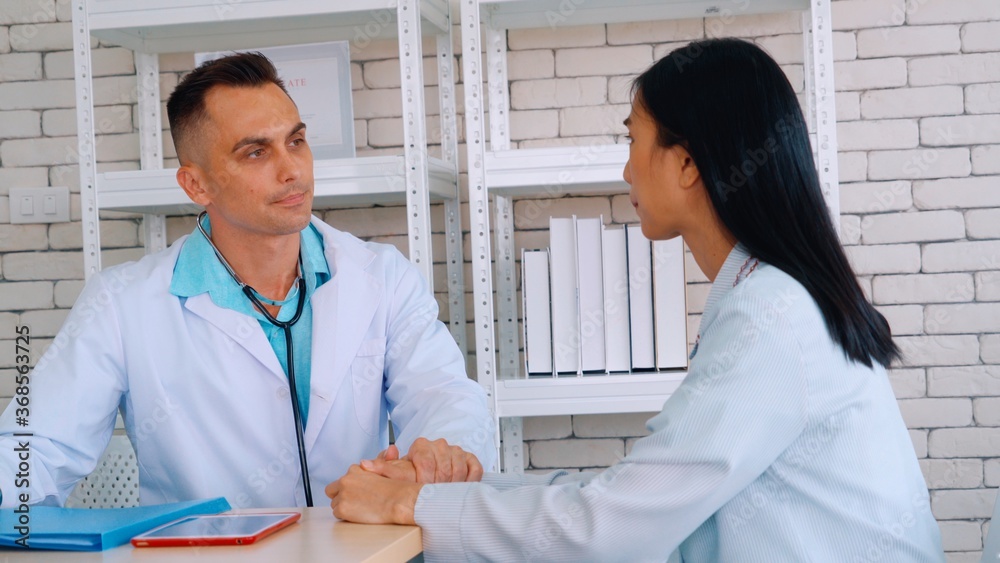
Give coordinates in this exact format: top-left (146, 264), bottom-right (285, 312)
top-left (166, 52), bottom-right (290, 162)
top-left (632, 38), bottom-right (899, 369)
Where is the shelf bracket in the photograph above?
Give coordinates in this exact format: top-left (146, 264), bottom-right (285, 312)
top-left (486, 26), bottom-right (511, 151)
top-left (805, 0), bottom-right (840, 227)
top-left (485, 17), bottom-right (521, 472)
top-left (437, 22), bottom-right (468, 358)
top-left (73, 0), bottom-right (102, 278)
top-left (135, 51), bottom-right (168, 255)
top-left (461, 0), bottom-right (501, 459)
top-left (399, 0), bottom-right (435, 288)
top-left (500, 417), bottom-right (524, 473)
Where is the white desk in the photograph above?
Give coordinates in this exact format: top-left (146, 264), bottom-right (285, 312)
top-left (0, 508), bottom-right (422, 562)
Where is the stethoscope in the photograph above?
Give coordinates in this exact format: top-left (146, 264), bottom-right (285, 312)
top-left (196, 211), bottom-right (313, 507)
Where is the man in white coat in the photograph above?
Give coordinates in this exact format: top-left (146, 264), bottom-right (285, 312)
top-left (0, 52), bottom-right (494, 509)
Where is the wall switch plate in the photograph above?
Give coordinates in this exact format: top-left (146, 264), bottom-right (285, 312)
top-left (9, 187), bottom-right (71, 224)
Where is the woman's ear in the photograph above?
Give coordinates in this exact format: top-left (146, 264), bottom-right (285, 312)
top-left (675, 146), bottom-right (702, 191)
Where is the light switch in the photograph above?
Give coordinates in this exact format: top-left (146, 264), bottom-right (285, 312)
top-left (9, 187), bottom-right (70, 224)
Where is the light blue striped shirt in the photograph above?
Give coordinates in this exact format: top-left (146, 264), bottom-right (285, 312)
top-left (414, 243), bottom-right (943, 562)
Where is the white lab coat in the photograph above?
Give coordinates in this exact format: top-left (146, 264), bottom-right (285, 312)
top-left (0, 217), bottom-right (494, 508)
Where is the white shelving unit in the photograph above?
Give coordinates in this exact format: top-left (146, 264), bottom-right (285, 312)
top-left (71, 0), bottom-right (468, 354)
top-left (460, 0), bottom-right (840, 471)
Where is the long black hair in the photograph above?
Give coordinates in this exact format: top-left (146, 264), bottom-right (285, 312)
top-left (633, 38), bottom-right (899, 368)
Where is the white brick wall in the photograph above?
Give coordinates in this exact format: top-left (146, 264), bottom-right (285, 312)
top-left (835, 58), bottom-right (908, 91)
top-left (0, 109), bottom-right (40, 138)
top-left (554, 45), bottom-right (652, 77)
top-left (909, 53), bottom-right (1000, 86)
top-left (856, 25), bottom-right (961, 58)
top-left (867, 147), bottom-right (972, 180)
top-left (906, 1), bottom-right (1000, 25)
top-left (838, 119), bottom-right (919, 151)
top-left (890, 368), bottom-right (927, 398)
top-left (968, 209), bottom-right (1000, 240)
top-left (972, 145), bottom-right (1000, 174)
top-left (929, 366), bottom-right (1000, 396)
top-left (962, 22), bottom-right (1000, 53)
top-left (923, 240), bottom-right (1000, 272)
top-left (860, 86), bottom-right (964, 119)
top-left (831, 0), bottom-right (905, 30)
top-left (860, 210), bottom-right (964, 244)
top-left (1, 1), bottom-right (998, 558)
top-left (873, 273), bottom-right (975, 304)
top-left (510, 77), bottom-right (607, 110)
top-left (914, 177), bottom-right (1000, 210)
top-left (899, 398), bottom-right (972, 428)
top-left (966, 84), bottom-right (1000, 115)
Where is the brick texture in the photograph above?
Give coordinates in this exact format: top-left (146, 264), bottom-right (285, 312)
top-left (0, 8), bottom-right (998, 557)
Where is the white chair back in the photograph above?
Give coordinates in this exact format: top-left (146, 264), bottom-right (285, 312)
top-left (66, 434), bottom-right (139, 508)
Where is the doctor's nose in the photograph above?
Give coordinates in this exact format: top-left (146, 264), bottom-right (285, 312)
top-left (623, 160), bottom-right (632, 185)
top-left (277, 146), bottom-right (304, 185)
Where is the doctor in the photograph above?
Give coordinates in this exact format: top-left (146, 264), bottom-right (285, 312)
top-left (0, 52), bottom-right (494, 509)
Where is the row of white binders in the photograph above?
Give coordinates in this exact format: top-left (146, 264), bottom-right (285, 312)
top-left (521, 216), bottom-right (688, 377)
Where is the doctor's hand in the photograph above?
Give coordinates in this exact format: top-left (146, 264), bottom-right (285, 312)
top-left (402, 437), bottom-right (483, 484)
top-left (370, 439), bottom-right (483, 483)
top-left (326, 464), bottom-right (421, 525)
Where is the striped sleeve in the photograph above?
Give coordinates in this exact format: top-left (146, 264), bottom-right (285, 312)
top-left (414, 293), bottom-right (809, 562)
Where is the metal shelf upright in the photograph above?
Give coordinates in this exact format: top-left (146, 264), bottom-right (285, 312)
top-left (71, 0), bottom-right (468, 354)
top-left (460, 0), bottom-right (841, 471)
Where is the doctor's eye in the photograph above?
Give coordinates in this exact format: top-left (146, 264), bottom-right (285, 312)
top-left (623, 135), bottom-right (633, 144)
top-left (248, 148), bottom-right (265, 159)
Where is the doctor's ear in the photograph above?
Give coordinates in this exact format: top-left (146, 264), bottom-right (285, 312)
top-left (176, 164), bottom-right (213, 207)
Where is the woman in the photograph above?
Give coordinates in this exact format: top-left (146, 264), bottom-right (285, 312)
top-left (326, 38), bottom-right (944, 562)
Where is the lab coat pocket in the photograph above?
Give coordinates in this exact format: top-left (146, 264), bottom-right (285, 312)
top-left (351, 339), bottom-right (386, 436)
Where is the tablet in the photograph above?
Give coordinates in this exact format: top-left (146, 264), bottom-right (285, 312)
top-left (131, 512), bottom-right (301, 547)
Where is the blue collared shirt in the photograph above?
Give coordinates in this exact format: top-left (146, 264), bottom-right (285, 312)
top-left (170, 218), bottom-right (330, 423)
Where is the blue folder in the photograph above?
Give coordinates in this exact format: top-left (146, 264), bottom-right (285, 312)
top-left (0, 497), bottom-right (231, 551)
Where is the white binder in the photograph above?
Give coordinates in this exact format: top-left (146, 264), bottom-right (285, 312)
top-left (550, 217), bottom-right (580, 374)
top-left (653, 238), bottom-right (688, 370)
top-left (576, 217), bottom-right (607, 373)
top-left (602, 225), bottom-right (631, 373)
top-left (626, 225), bottom-right (656, 371)
top-left (522, 249), bottom-right (554, 376)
